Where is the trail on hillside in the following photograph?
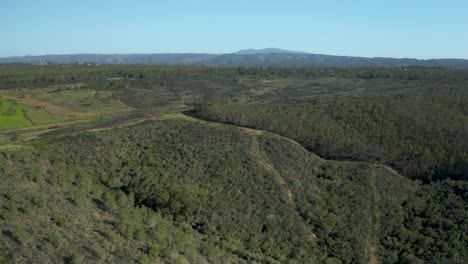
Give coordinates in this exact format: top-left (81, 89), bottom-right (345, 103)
top-left (185, 112), bottom-right (405, 179)
top-left (247, 134), bottom-right (295, 205)
top-left (183, 112), bottom-right (410, 263)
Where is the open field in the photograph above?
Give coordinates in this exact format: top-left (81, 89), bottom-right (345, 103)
top-left (0, 83), bottom-right (135, 144)
top-left (2, 87), bottom-right (133, 116)
top-left (0, 95), bottom-right (93, 144)
top-left (23, 106), bottom-right (73, 125)
top-left (0, 97), bottom-right (31, 130)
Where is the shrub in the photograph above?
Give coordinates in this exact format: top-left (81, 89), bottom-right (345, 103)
top-left (8, 225), bottom-right (29, 246)
top-left (31, 195), bottom-right (48, 208)
top-left (64, 252), bottom-right (84, 264)
top-left (147, 243), bottom-right (160, 260)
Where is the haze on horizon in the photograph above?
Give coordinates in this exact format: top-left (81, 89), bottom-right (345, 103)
top-left (2, 0), bottom-right (468, 59)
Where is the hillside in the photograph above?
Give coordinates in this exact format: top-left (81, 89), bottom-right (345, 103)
top-left (3, 115), bottom-right (465, 263)
top-left (2, 51), bottom-right (468, 69)
top-left (0, 65), bottom-right (466, 263)
top-left (192, 94), bottom-right (468, 182)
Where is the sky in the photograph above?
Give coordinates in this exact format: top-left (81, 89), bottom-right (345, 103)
top-left (2, 0), bottom-right (468, 59)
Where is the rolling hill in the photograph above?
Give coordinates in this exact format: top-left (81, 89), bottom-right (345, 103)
top-left (2, 49), bottom-right (468, 68)
top-left (233, 48), bottom-right (307, 55)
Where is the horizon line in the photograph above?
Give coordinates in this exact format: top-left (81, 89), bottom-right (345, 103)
top-left (1, 51), bottom-right (467, 61)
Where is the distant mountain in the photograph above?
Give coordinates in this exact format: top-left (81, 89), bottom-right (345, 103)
top-left (2, 50), bottom-right (468, 69)
top-left (204, 53), bottom-right (468, 69)
top-left (0, 53), bottom-right (217, 66)
top-left (233, 48), bottom-right (307, 55)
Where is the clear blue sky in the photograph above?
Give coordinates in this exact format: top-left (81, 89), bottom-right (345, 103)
top-left (2, 0), bottom-right (468, 59)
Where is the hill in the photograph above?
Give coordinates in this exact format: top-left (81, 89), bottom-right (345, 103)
top-left (3, 116), bottom-right (465, 263)
top-left (2, 51), bottom-right (468, 68)
top-left (233, 48), bottom-right (307, 55)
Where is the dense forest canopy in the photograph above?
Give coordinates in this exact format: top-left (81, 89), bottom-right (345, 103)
top-left (193, 92), bottom-right (468, 182)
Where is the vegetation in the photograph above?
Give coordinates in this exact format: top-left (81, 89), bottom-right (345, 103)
top-left (22, 106), bottom-right (71, 125)
top-left (0, 64), bottom-right (466, 263)
top-left (0, 97), bottom-right (30, 130)
top-left (2, 52), bottom-right (468, 68)
top-left (194, 90), bottom-right (468, 182)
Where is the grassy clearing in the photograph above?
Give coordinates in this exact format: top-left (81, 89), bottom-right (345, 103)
top-left (23, 106), bottom-right (73, 125)
top-left (0, 119), bottom-right (96, 146)
top-left (0, 87), bottom-right (126, 136)
top-left (0, 86), bottom-right (132, 146)
top-left (0, 98), bottom-right (31, 130)
top-left (0, 96), bottom-right (83, 133)
top-left (3, 87), bottom-right (133, 115)
top-left (35, 89), bottom-right (132, 115)
top-left (6, 86), bottom-right (133, 116)
top-left (0, 119), bottom-right (90, 134)
top-left (20, 95), bottom-right (95, 117)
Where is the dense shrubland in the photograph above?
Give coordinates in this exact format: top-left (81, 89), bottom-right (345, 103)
top-left (1, 64), bottom-right (468, 90)
top-left (194, 90), bottom-right (468, 182)
top-left (2, 119), bottom-right (465, 263)
top-left (0, 65), bottom-right (466, 263)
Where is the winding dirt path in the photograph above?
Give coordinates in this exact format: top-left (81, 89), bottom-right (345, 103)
top-left (184, 113), bottom-right (405, 179)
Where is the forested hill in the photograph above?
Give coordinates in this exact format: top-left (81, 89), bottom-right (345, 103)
top-left (2, 51), bottom-right (468, 68)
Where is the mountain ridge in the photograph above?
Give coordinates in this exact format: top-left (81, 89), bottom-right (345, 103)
top-left (1, 49), bottom-right (468, 68)
top-left (233, 48), bottom-right (307, 55)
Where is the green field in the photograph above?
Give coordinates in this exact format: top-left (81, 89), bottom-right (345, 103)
top-left (4, 87), bottom-right (134, 115)
top-left (0, 97), bottom-right (79, 131)
top-left (23, 106), bottom-right (72, 125)
top-left (0, 98), bottom-right (30, 130)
